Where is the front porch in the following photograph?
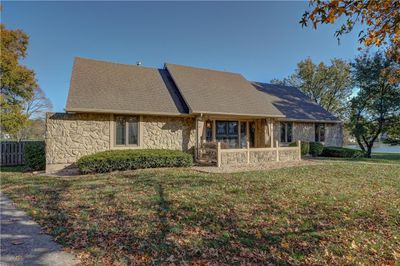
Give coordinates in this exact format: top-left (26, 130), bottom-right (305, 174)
top-left (195, 115), bottom-right (301, 167)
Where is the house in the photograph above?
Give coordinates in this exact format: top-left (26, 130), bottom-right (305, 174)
top-left (45, 57), bottom-right (343, 173)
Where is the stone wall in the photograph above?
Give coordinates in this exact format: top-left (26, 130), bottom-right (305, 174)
top-left (293, 123), bottom-right (315, 142)
top-left (325, 123), bottom-right (343, 147)
top-left (273, 121), bottom-right (343, 146)
top-left (46, 113), bottom-right (111, 173)
top-left (250, 150), bottom-right (277, 163)
top-left (46, 113), bottom-right (196, 173)
top-left (218, 147), bottom-right (299, 166)
top-left (142, 116), bottom-right (196, 153)
top-left (279, 149), bottom-right (299, 161)
top-left (220, 151), bottom-right (248, 165)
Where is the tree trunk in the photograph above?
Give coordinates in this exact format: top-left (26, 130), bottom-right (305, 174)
top-left (356, 136), bottom-right (366, 152)
top-left (366, 144), bottom-right (373, 158)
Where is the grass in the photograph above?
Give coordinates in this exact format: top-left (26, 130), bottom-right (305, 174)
top-left (317, 152), bottom-right (400, 164)
top-left (1, 162), bottom-right (400, 265)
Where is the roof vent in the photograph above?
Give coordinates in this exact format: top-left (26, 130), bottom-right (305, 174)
top-left (136, 61), bottom-right (142, 66)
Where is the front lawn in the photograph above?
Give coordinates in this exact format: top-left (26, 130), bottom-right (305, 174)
top-left (1, 162), bottom-right (399, 265)
top-left (317, 152), bottom-right (400, 164)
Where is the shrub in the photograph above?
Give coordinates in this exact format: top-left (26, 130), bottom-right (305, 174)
top-left (309, 142), bottom-right (324, 157)
top-left (24, 141), bottom-right (45, 171)
top-left (289, 141), bottom-right (310, 156)
top-left (77, 149), bottom-right (193, 174)
top-left (321, 146), bottom-right (365, 158)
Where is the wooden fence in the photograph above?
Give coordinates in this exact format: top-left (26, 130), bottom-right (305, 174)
top-left (0, 141), bottom-right (42, 166)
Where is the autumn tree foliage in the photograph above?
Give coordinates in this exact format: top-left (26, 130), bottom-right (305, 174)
top-left (300, 0), bottom-right (400, 61)
top-left (0, 23), bottom-right (51, 139)
top-left (271, 58), bottom-right (352, 119)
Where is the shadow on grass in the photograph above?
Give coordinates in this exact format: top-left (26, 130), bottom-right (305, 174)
top-left (3, 169), bottom-right (384, 264)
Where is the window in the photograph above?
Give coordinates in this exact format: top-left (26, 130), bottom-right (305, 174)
top-left (249, 121), bottom-right (255, 148)
top-left (280, 122), bottom-right (293, 143)
top-left (240, 121), bottom-right (247, 148)
top-left (216, 121), bottom-right (238, 148)
top-left (115, 116), bottom-right (139, 146)
top-left (315, 123), bottom-right (325, 142)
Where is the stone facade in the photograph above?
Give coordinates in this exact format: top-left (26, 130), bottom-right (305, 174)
top-left (273, 121), bottom-right (343, 147)
top-left (46, 112), bottom-right (342, 172)
top-left (46, 113), bottom-right (111, 171)
top-left (141, 116), bottom-right (196, 152)
top-left (325, 123), bottom-right (343, 147)
top-left (46, 113), bottom-right (196, 173)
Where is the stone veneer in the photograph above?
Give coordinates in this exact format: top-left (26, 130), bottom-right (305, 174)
top-left (46, 113), bottom-right (111, 172)
top-left (273, 121), bottom-right (343, 147)
top-left (141, 116), bottom-right (196, 152)
top-left (219, 148), bottom-right (299, 166)
top-left (46, 113), bottom-right (196, 173)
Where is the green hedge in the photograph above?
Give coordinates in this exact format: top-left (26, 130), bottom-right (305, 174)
top-left (309, 142), bottom-right (324, 157)
top-left (24, 141), bottom-right (45, 171)
top-left (289, 141), bottom-right (310, 156)
top-left (77, 149), bottom-right (193, 174)
top-left (321, 146), bottom-right (365, 158)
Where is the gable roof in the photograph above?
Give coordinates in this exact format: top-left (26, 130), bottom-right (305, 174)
top-left (65, 57), bottom-right (340, 123)
top-left (252, 82), bottom-right (340, 122)
top-left (165, 63), bottom-right (284, 117)
top-left (66, 57), bottom-right (188, 115)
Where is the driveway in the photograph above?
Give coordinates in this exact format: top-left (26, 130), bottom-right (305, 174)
top-left (0, 193), bottom-right (78, 265)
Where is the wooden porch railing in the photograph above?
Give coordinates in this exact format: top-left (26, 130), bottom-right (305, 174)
top-left (217, 140), bottom-right (301, 167)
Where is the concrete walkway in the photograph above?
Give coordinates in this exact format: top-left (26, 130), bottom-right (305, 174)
top-left (0, 193), bottom-right (78, 266)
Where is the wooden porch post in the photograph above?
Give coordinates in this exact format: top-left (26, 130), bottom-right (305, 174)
top-left (217, 142), bottom-right (221, 167)
top-left (195, 117), bottom-right (205, 160)
top-left (247, 141), bottom-right (250, 164)
top-left (270, 119), bottom-right (274, 148)
top-left (297, 140), bottom-right (301, 160)
top-left (212, 120), bottom-right (216, 142)
top-left (276, 140), bottom-right (279, 162)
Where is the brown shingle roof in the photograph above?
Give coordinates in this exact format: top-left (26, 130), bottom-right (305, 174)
top-left (165, 63), bottom-right (284, 117)
top-left (252, 82), bottom-right (340, 122)
top-left (65, 57), bottom-right (340, 122)
top-left (66, 57), bottom-right (188, 115)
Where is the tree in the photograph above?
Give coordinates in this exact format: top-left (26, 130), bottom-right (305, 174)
top-left (15, 87), bottom-right (52, 140)
top-left (271, 58), bottom-right (352, 119)
top-left (300, 0), bottom-right (400, 62)
top-left (24, 87), bottom-right (52, 119)
top-left (16, 118), bottom-right (46, 141)
top-left (349, 52), bottom-right (400, 157)
top-left (384, 116), bottom-right (400, 144)
top-left (1, 23), bottom-right (39, 139)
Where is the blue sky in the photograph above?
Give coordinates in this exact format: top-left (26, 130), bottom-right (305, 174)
top-left (3, 1), bottom-right (361, 112)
